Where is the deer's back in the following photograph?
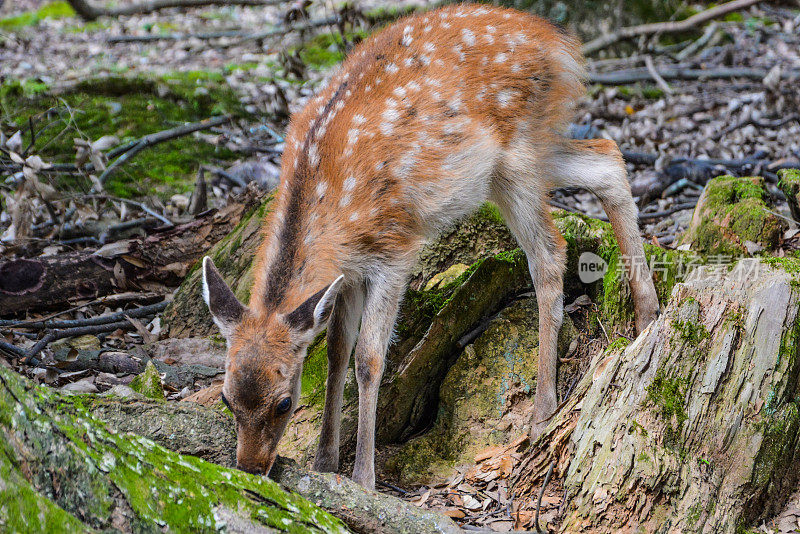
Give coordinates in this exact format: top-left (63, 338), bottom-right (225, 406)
top-left (274, 4), bottom-right (584, 272)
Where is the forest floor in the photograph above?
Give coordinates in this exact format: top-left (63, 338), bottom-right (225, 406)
top-left (2, 0), bottom-right (800, 532)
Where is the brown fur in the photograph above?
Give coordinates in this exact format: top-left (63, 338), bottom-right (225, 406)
top-left (203, 4), bottom-right (660, 488)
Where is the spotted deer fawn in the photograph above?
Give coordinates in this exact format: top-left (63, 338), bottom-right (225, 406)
top-left (201, 3), bottom-right (659, 489)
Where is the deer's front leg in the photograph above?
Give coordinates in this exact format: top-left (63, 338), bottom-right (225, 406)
top-left (351, 276), bottom-right (404, 490)
top-left (314, 283), bottom-right (365, 473)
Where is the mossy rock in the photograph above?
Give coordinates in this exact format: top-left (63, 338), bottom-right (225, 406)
top-left (678, 175), bottom-right (785, 256)
top-left (777, 168), bottom-right (800, 223)
top-left (130, 360), bottom-right (165, 400)
top-left (385, 298), bottom-right (577, 484)
top-left (0, 366), bottom-right (349, 533)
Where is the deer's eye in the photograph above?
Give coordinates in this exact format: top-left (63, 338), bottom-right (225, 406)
top-left (276, 397), bottom-right (292, 415)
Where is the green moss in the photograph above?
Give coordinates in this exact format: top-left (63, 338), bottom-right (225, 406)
top-left (296, 30), bottom-right (369, 69)
top-left (681, 176), bottom-right (783, 256)
top-left (673, 318), bottom-right (709, 346)
top-left (476, 202), bottom-right (505, 225)
top-left (301, 334), bottom-right (329, 406)
top-left (614, 83), bottom-right (664, 100)
top-left (750, 401), bottom-right (800, 490)
top-left (1, 75), bottom-right (246, 198)
top-left (130, 361), bottom-right (165, 401)
top-left (606, 337), bottom-right (631, 352)
top-left (0, 1), bottom-right (74, 30)
top-left (0, 367), bottom-right (348, 533)
top-left (647, 368), bottom-right (689, 447)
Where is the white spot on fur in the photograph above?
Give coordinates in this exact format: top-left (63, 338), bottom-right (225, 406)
top-left (393, 86), bottom-right (407, 98)
top-left (385, 63), bottom-right (399, 74)
top-left (407, 81), bottom-right (421, 92)
top-left (339, 194), bottom-right (351, 208)
top-left (423, 42), bottom-right (435, 53)
top-left (404, 57), bottom-right (414, 67)
top-left (365, 85), bottom-right (372, 92)
top-left (420, 55), bottom-right (431, 65)
top-left (486, 25), bottom-right (496, 33)
top-left (352, 114), bottom-right (366, 125)
top-left (441, 21), bottom-right (451, 29)
top-left (494, 52), bottom-right (507, 63)
top-left (452, 45), bottom-right (465, 62)
top-left (461, 28), bottom-right (475, 46)
top-left (343, 175), bottom-right (356, 191)
top-left (484, 34), bottom-right (495, 44)
top-left (497, 89), bottom-right (514, 108)
top-left (349, 212), bottom-right (359, 222)
top-left (316, 181), bottom-right (328, 199)
top-left (308, 144), bottom-right (320, 167)
top-left (423, 25), bottom-right (432, 33)
top-left (402, 34), bottom-right (413, 47)
top-left (347, 128), bottom-right (360, 146)
top-left (511, 63), bottom-right (522, 73)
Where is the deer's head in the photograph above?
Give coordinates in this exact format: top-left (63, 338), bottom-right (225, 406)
top-left (201, 257), bottom-right (342, 475)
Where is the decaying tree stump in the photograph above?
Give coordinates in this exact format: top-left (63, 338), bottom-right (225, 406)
top-left (513, 259), bottom-right (800, 532)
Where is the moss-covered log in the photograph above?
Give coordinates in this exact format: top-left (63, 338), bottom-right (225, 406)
top-left (69, 389), bottom-right (463, 534)
top-left (678, 175), bottom-right (785, 256)
top-left (0, 366), bottom-right (349, 533)
top-left (513, 258), bottom-right (800, 532)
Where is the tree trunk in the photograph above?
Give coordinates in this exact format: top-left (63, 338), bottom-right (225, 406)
top-left (512, 259), bottom-right (800, 532)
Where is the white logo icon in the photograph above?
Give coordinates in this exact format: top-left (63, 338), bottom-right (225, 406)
top-left (578, 252), bottom-right (608, 284)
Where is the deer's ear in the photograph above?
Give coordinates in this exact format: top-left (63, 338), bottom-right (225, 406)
top-left (202, 257), bottom-right (246, 339)
top-left (285, 275), bottom-right (345, 334)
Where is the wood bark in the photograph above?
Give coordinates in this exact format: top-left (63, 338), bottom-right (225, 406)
top-left (512, 260), bottom-right (800, 532)
top-left (0, 186), bottom-right (262, 316)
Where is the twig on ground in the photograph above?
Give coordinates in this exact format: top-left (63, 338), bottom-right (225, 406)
top-left (587, 66), bottom-right (779, 85)
top-left (643, 55), bottom-right (674, 95)
top-left (97, 115), bottom-right (231, 187)
top-left (67, 0), bottom-right (282, 22)
top-left (83, 195), bottom-right (174, 227)
top-left (0, 301), bottom-right (168, 331)
top-left (675, 22), bottom-right (721, 61)
top-left (534, 461), bottom-right (555, 533)
top-left (21, 320), bottom-right (139, 364)
top-left (582, 0), bottom-right (761, 55)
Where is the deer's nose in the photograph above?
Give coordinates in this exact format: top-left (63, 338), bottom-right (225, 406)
top-left (237, 462), bottom-right (265, 475)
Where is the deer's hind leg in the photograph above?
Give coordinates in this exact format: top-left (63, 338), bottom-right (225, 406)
top-left (313, 282), bottom-right (365, 473)
top-left (490, 151), bottom-right (567, 441)
top-left (549, 138), bottom-right (659, 333)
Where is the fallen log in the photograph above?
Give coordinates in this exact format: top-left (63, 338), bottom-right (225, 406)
top-left (0, 365), bottom-right (350, 533)
top-left (23, 382), bottom-right (465, 533)
top-left (0, 186), bottom-right (263, 316)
